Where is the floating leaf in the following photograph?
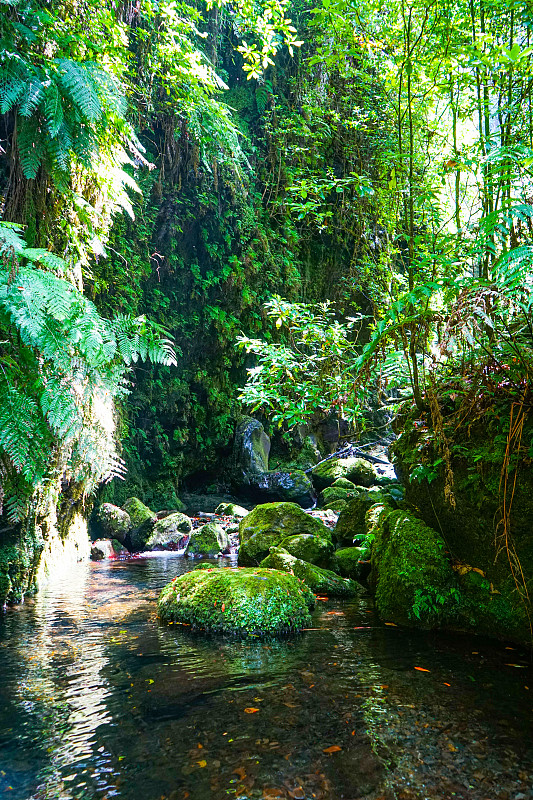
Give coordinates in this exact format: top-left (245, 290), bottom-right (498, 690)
top-left (196, 759), bottom-right (207, 768)
top-left (244, 707), bottom-right (260, 714)
top-left (233, 767), bottom-right (246, 780)
top-left (414, 666), bottom-right (431, 672)
top-left (323, 745), bottom-right (342, 753)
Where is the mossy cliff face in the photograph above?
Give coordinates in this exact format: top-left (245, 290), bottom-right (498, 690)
top-left (1, 484), bottom-right (90, 607)
top-left (157, 567), bottom-right (315, 634)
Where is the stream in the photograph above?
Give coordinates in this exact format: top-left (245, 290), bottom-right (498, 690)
top-left (0, 555), bottom-right (532, 800)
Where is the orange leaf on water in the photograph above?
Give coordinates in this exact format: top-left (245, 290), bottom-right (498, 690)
top-left (323, 745), bottom-right (342, 753)
top-left (233, 767), bottom-right (246, 780)
top-left (244, 707), bottom-right (260, 714)
top-left (443, 682), bottom-right (451, 686)
top-left (414, 667), bottom-right (430, 672)
top-left (221, 603), bottom-right (225, 612)
top-left (384, 622), bottom-right (397, 627)
top-left (196, 760), bottom-right (207, 768)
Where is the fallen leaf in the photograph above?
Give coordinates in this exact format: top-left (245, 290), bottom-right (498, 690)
top-left (263, 789), bottom-right (284, 799)
top-left (244, 707), bottom-right (260, 714)
top-left (325, 611), bottom-right (344, 616)
top-left (233, 767), bottom-right (246, 780)
top-left (384, 622), bottom-right (397, 627)
top-left (443, 682), bottom-right (451, 687)
top-left (323, 745), bottom-right (342, 753)
top-left (505, 663), bottom-right (527, 668)
top-left (288, 789), bottom-right (305, 799)
top-left (221, 603), bottom-right (226, 612)
top-left (414, 666), bottom-right (430, 672)
top-left (283, 702), bottom-right (298, 708)
top-left (197, 760), bottom-right (207, 768)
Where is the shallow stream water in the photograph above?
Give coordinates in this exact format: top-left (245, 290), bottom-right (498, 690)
top-left (1, 555), bottom-right (532, 800)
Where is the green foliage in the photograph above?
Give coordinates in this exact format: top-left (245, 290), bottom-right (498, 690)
top-left (0, 223), bottom-right (176, 521)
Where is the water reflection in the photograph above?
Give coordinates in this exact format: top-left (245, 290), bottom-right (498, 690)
top-left (0, 556), bottom-right (532, 800)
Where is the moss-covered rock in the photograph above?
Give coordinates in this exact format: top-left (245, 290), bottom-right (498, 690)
top-left (185, 522), bottom-right (230, 557)
top-left (324, 499), bottom-right (347, 512)
top-left (335, 547), bottom-right (368, 580)
top-left (334, 491), bottom-right (394, 546)
top-left (215, 502), bottom-right (250, 517)
top-left (243, 469), bottom-right (316, 508)
top-left (238, 502), bottom-right (332, 566)
top-left (260, 547), bottom-right (360, 597)
top-left (157, 567), bottom-right (315, 634)
top-left (145, 513), bottom-right (193, 551)
top-left (319, 477), bottom-right (358, 507)
top-left (94, 503), bottom-right (131, 543)
top-left (365, 502), bottom-right (396, 540)
top-left (279, 533), bottom-right (335, 569)
top-left (312, 457), bottom-right (377, 490)
top-left (370, 509), bottom-right (456, 625)
top-left (122, 497), bottom-right (156, 529)
top-left (0, 527), bottom-right (42, 606)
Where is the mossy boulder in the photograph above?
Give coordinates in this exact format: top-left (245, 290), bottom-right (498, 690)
top-left (335, 547), bottom-right (368, 580)
top-left (312, 457), bottom-right (377, 490)
top-left (365, 502), bottom-right (396, 540)
top-left (185, 522), bottom-right (230, 557)
top-left (122, 497), bottom-right (155, 528)
top-left (370, 509), bottom-right (456, 626)
top-left (94, 503), bottom-right (131, 544)
top-left (334, 491), bottom-right (394, 546)
top-left (238, 502), bottom-right (332, 566)
top-left (319, 477), bottom-right (358, 507)
top-left (145, 513), bottom-right (193, 551)
top-left (324, 499), bottom-right (347, 512)
top-left (243, 469), bottom-right (316, 508)
top-left (279, 533), bottom-right (335, 569)
top-left (260, 547), bottom-right (360, 597)
top-left (215, 502), bottom-right (250, 518)
top-left (157, 567), bottom-right (315, 634)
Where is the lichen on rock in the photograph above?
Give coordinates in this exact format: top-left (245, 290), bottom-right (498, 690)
top-left (157, 567), bottom-right (315, 634)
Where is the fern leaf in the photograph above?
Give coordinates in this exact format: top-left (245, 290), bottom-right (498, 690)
top-left (43, 80), bottom-right (64, 137)
top-left (55, 58), bottom-right (102, 121)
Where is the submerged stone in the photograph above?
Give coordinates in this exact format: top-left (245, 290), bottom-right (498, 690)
top-left (185, 522), bottom-right (230, 557)
top-left (238, 502), bottom-right (332, 566)
top-left (145, 513), bottom-right (193, 551)
top-left (260, 547), bottom-right (360, 597)
top-left (157, 567), bottom-right (315, 634)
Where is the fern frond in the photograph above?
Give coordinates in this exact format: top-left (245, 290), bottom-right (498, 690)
top-left (55, 58), bottom-right (102, 121)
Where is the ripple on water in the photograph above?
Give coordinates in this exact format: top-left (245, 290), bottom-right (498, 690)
top-left (0, 556), bottom-right (532, 800)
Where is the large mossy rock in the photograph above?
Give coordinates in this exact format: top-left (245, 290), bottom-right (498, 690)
top-left (185, 522), bottom-right (230, 557)
top-left (238, 502), bottom-right (332, 566)
top-left (215, 502), bottom-right (249, 518)
top-left (242, 469), bottom-right (316, 508)
top-left (233, 416), bottom-right (271, 475)
top-left (122, 497), bottom-right (155, 528)
top-left (335, 547), bottom-right (367, 580)
top-left (145, 513), bottom-right (193, 551)
top-left (122, 497), bottom-right (157, 552)
top-left (90, 539), bottom-right (128, 560)
top-left (370, 509), bottom-right (456, 625)
top-left (334, 491), bottom-right (394, 546)
top-left (312, 457), bottom-right (377, 490)
top-left (319, 477), bottom-right (357, 508)
top-left (279, 533), bottom-right (335, 569)
top-left (157, 567), bottom-right (315, 634)
top-left (260, 547), bottom-right (360, 597)
top-left (94, 503), bottom-right (131, 544)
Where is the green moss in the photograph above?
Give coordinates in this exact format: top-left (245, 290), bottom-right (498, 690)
top-left (279, 533), bottom-right (335, 568)
top-left (324, 499), bottom-right (347, 512)
top-left (238, 502), bottom-right (332, 566)
top-left (121, 497), bottom-right (155, 528)
top-left (319, 478), bottom-right (359, 507)
top-left (335, 547), bottom-right (367, 580)
top-left (370, 509), bottom-right (456, 626)
top-left (145, 513), bottom-right (192, 550)
top-left (94, 503), bottom-right (131, 542)
top-left (158, 567), bottom-right (315, 634)
top-left (185, 522), bottom-right (230, 557)
top-left (215, 503), bottom-right (249, 517)
top-left (260, 547), bottom-right (360, 597)
top-left (334, 492), bottom-right (393, 546)
top-left (312, 457), bottom-right (377, 490)
top-left (0, 527), bottom-right (42, 605)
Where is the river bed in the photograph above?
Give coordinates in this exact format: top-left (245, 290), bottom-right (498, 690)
top-left (0, 555), bottom-right (532, 800)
